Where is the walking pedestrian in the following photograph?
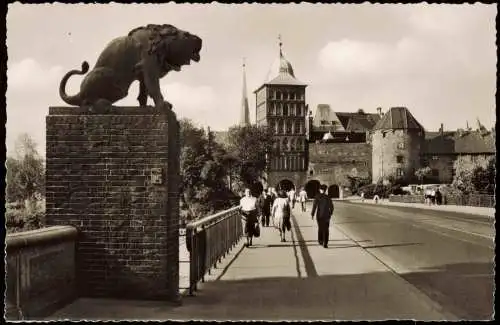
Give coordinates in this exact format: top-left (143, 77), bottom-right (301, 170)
top-left (272, 190), bottom-right (292, 242)
top-left (311, 184), bottom-right (334, 248)
top-left (260, 190), bottom-right (273, 227)
top-left (430, 188), bottom-right (436, 205)
top-left (268, 188), bottom-right (276, 225)
top-left (240, 188), bottom-right (258, 247)
top-left (288, 188), bottom-right (296, 209)
top-left (435, 187), bottom-right (443, 205)
top-left (299, 187), bottom-right (308, 212)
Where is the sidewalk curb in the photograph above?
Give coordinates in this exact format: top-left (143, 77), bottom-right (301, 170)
top-left (343, 200), bottom-right (495, 218)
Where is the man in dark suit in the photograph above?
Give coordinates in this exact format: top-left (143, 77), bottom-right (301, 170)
top-left (311, 184), bottom-right (334, 248)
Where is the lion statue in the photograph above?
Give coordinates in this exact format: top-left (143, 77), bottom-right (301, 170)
top-left (59, 24), bottom-right (202, 110)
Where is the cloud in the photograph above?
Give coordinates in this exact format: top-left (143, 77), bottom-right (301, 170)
top-left (318, 39), bottom-right (388, 75)
top-left (7, 58), bottom-right (63, 91)
top-left (160, 82), bottom-right (217, 117)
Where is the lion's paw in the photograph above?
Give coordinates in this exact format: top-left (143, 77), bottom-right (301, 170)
top-left (162, 101), bottom-right (173, 111)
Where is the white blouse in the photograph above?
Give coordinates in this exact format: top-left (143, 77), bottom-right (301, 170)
top-left (240, 196), bottom-right (257, 212)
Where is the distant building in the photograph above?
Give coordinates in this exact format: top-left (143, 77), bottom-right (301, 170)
top-left (222, 38), bottom-right (496, 198)
top-left (253, 37), bottom-right (308, 191)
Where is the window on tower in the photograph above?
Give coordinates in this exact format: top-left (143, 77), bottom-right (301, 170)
top-left (277, 103), bottom-right (282, 116)
top-left (278, 120), bottom-right (284, 134)
top-left (276, 91), bottom-right (281, 100)
top-left (286, 121), bottom-right (292, 134)
top-left (283, 104), bottom-right (288, 116)
top-left (282, 138), bottom-right (288, 151)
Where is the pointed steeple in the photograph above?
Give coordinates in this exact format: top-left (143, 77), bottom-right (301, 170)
top-left (240, 58), bottom-right (250, 126)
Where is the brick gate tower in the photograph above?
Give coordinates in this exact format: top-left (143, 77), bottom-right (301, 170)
top-left (253, 36), bottom-right (308, 190)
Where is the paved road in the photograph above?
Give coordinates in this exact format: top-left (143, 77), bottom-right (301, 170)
top-left (332, 201), bottom-right (494, 320)
top-left (46, 201), bottom-right (494, 321)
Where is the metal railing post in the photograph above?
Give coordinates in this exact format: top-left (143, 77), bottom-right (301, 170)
top-left (186, 206), bottom-right (240, 296)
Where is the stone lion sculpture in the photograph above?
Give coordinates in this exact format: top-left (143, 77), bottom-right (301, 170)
top-left (59, 24), bottom-right (202, 110)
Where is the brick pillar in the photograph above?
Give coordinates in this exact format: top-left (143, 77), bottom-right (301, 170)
top-left (45, 106), bottom-right (180, 302)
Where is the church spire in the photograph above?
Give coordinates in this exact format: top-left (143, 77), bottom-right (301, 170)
top-left (278, 34), bottom-right (283, 58)
top-left (240, 57), bottom-right (250, 126)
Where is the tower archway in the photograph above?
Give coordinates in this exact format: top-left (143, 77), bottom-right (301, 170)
top-left (305, 180), bottom-right (321, 198)
top-left (327, 184), bottom-right (340, 199)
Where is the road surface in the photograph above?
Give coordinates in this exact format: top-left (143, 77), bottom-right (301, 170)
top-left (329, 201), bottom-right (494, 320)
top-left (46, 201), bottom-right (494, 321)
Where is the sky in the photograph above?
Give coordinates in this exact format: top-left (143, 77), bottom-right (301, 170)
top-left (6, 3), bottom-right (497, 157)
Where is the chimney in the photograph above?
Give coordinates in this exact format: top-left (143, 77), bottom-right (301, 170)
top-left (376, 107), bottom-right (383, 116)
top-left (440, 123), bottom-right (443, 136)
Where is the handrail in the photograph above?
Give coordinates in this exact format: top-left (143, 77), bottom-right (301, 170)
top-left (186, 206), bottom-right (240, 230)
top-left (186, 206), bottom-right (242, 295)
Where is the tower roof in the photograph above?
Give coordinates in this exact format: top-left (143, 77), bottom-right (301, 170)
top-left (372, 107), bottom-right (424, 131)
top-left (256, 36), bottom-right (307, 91)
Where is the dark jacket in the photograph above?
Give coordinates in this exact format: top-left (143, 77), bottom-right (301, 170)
top-left (257, 194), bottom-right (272, 215)
top-left (311, 193), bottom-right (334, 220)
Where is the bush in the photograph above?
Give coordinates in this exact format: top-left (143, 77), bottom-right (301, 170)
top-left (358, 184), bottom-right (391, 199)
top-left (5, 203), bottom-right (45, 233)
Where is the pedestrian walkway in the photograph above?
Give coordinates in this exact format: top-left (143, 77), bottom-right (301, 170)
top-left (47, 205), bottom-right (457, 321)
top-left (345, 196), bottom-right (495, 217)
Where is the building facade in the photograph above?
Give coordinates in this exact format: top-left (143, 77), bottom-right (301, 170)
top-left (253, 40), bottom-right (308, 191)
top-left (236, 39), bottom-right (496, 198)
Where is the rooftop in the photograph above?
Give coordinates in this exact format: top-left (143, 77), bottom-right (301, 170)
top-left (372, 107), bottom-right (424, 131)
top-left (424, 129), bottom-right (496, 155)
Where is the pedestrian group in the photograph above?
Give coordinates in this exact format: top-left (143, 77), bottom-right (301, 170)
top-left (239, 184), bottom-right (334, 248)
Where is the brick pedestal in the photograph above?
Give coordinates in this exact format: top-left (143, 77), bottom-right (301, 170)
top-left (45, 106), bottom-right (180, 301)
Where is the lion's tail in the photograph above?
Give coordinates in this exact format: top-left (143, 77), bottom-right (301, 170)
top-left (59, 61), bottom-right (89, 106)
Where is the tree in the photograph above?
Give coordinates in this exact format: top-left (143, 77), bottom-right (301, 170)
top-left (470, 156), bottom-right (495, 194)
top-left (179, 119), bottom-right (235, 221)
top-left (226, 124), bottom-right (275, 188)
top-left (6, 133), bottom-right (45, 211)
top-left (346, 175), bottom-right (371, 194)
top-left (451, 155), bottom-right (493, 195)
top-left (415, 166), bottom-right (432, 185)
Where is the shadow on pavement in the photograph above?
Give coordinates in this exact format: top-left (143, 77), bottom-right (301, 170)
top-left (47, 261), bottom-right (491, 321)
top-left (400, 261), bottom-right (494, 320)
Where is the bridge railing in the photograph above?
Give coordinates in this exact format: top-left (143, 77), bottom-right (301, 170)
top-left (185, 206), bottom-right (242, 295)
top-left (389, 193), bottom-right (495, 208)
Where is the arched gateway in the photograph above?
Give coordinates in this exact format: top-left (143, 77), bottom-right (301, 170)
top-left (305, 180), bottom-right (321, 198)
top-left (327, 184), bottom-right (340, 199)
top-left (277, 179), bottom-right (295, 192)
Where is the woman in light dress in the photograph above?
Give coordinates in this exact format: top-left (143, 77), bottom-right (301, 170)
top-left (271, 190), bottom-right (291, 242)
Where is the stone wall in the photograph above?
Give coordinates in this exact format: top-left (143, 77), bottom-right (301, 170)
top-left (45, 106), bottom-right (180, 301)
top-left (6, 226), bottom-right (78, 320)
top-left (371, 129), bottom-right (423, 183)
top-left (307, 142), bottom-right (372, 187)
